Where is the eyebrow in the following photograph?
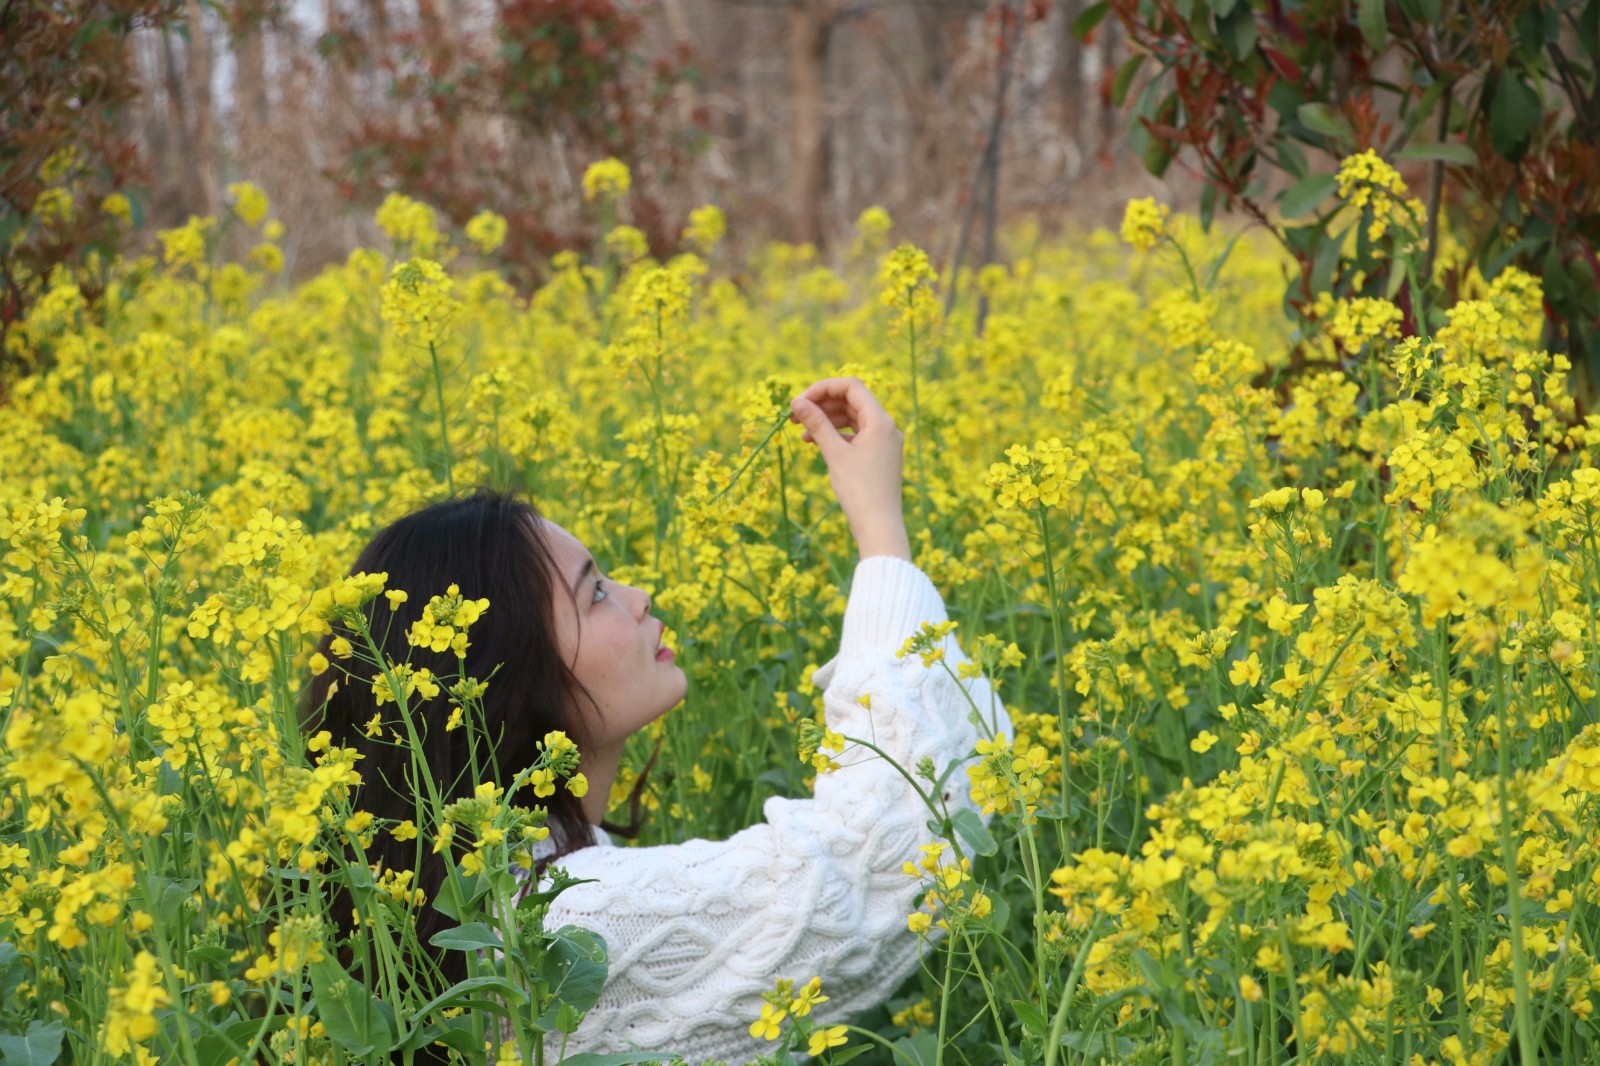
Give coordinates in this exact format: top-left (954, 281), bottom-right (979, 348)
top-left (572, 557), bottom-right (595, 599)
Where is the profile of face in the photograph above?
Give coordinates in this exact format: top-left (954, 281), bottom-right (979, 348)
top-left (534, 518), bottom-right (687, 761)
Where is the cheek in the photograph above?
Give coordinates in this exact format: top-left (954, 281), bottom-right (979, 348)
top-left (577, 618), bottom-right (633, 687)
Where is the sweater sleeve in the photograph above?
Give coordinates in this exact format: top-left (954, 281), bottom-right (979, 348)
top-left (505, 555), bottom-right (1013, 1065)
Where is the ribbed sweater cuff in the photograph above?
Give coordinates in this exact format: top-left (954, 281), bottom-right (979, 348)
top-left (838, 555), bottom-right (949, 657)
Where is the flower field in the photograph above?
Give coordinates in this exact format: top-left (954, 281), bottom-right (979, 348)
top-left (3, 158), bottom-right (1599, 1066)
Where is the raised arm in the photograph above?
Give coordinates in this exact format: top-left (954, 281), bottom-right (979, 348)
top-left (521, 555), bottom-right (1011, 1064)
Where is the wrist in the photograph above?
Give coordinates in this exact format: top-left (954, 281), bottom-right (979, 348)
top-left (854, 521), bottom-right (912, 562)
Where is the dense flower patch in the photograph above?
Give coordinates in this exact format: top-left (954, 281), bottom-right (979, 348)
top-left (2, 161), bottom-right (1597, 1064)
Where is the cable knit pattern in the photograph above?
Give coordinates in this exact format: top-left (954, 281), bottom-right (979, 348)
top-left (495, 555), bottom-right (1012, 1064)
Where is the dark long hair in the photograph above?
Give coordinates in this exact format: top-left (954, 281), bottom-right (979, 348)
top-left (299, 487), bottom-right (608, 1056)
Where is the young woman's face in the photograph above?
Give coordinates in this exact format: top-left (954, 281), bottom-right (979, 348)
top-left (535, 518), bottom-right (687, 756)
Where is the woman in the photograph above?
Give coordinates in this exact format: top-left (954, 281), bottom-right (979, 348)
top-left (303, 377), bottom-right (1010, 1063)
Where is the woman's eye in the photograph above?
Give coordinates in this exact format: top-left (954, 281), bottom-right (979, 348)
top-left (592, 578), bottom-right (608, 604)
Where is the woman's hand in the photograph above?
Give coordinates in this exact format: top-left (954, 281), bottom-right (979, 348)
top-left (789, 377), bottom-right (912, 561)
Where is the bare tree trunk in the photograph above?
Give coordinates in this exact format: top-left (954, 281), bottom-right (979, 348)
top-left (1059, 0), bottom-right (1083, 143)
top-left (160, 28), bottom-right (197, 211)
top-left (183, 0), bottom-right (221, 218)
top-left (975, 0), bottom-right (1023, 335)
top-left (788, 0), bottom-right (831, 249)
top-left (236, 18), bottom-right (271, 149)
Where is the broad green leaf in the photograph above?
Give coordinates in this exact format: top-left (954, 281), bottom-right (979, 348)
top-left (1217, 2), bottom-right (1257, 60)
top-left (188, 945), bottom-right (233, 968)
top-left (1489, 74), bottom-right (1540, 161)
top-left (538, 926), bottom-right (609, 1028)
top-left (949, 807), bottom-right (998, 857)
top-left (0, 1021), bottom-right (65, 1066)
top-left (431, 870), bottom-right (490, 921)
top-left (430, 921), bottom-right (505, 952)
top-left (1278, 139), bottom-right (1309, 180)
top-left (1358, 0), bottom-right (1388, 51)
top-left (1543, 245), bottom-right (1570, 303)
top-left (1011, 998), bottom-right (1049, 1034)
top-left (1297, 103), bottom-right (1354, 146)
top-left (1278, 174), bottom-right (1339, 218)
top-left (1310, 224), bottom-right (1349, 294)
top-left (396, 976), bottom-right (530, 1051)
top-left (893, 1031), bottom-right (940, 1066)
top-left (193, 1015), bottom-right (288, 1066)
top-left (403, 1017), bottom-right (482, 1057)
top-left (1395, 141), bottom-right (1475, 166)
top-left (308, 956), bottom-right (395, 1057)
top-left (1111, 54), bottom-right (1145, 106)
top-left (1060, 1031), bottom-right (1138, 1058)
top-left (1071, 1), bottom-right (1109, 41)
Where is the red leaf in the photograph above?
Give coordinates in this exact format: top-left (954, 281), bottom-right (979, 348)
top-left (1262, 47), bottom-right (1301, 82)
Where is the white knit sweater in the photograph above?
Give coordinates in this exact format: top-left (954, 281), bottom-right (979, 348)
top-left (497, 555), bottom-right (1012, 1064)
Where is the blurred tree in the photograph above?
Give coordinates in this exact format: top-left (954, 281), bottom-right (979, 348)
top-left (1086, 0), bottom-right (1600, 385)
top-left (320, 0), bottom-right (707, 283)
top-left (0, 0), bottom-right (183, 383)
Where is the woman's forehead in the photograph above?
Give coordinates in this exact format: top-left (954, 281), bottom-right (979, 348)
top-left (533, 517), bottom-right (589, 570)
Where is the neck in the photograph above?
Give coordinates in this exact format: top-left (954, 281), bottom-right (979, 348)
top-left (578, 743), bottom-right (621, 827)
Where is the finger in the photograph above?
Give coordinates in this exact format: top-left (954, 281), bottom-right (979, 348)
top-left (798, 378), bottom-right (889, 433)
top-left (789, 396), bottom-right (847, 461)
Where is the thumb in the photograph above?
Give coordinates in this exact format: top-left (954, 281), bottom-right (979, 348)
top-left (790, 396), bottom-right (846, 460)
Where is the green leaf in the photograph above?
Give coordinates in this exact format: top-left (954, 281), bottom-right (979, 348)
top-left (949, 807), bottom-right (998, 857)
top-left (1310, 224), bottom-right (1349, 294)
top-left (1489, 74), bottom-right (1540, 162)
top-left (430, 922), bottom-right (505, 952)
top-left (1358, 0), bottom-right (1388, 51)
top-left (1543, 244), bottom-right (1571, 303)
top-left (193, 1015), bottom-right (289, 1066)
top-left (1217, 2), bottom-right (1257, 60)
top-left (892, 1031), bottom-right (940, 1066)
top-left (538, 926), bottom-right (609, 1029)
top-left (1200, 182), bottom-right (1218, 231)
top-left (1395, 141), bottom-right (1475, 166)
top-left (0, 212), bottom-right (23, 251)
top-left (401, 1016), bottom-right (482, 1057)
top-left (1071, 1), bottom-right (1110, 41)
top-left (1011, 998), bottom-right (1049, 1034)
top-left (1204, 228), bottom-right (1248, 287)
top-left (0, 943), bottom-right (23, 1007)
top-left (1297, 103), bottom-right (1355, 146)
top-left (188, 945), bottom-right (234, 968)
top-left (432, 871), bottom-right (490, 922)
top-left (1279, 139), bottom-right (1309, 180)
top-left (0, 1021), bottom-right (65, 1066)
top-left (1111, 54), bottom-right (1145, 106)
top-left (1207, 0), bottom-right (1238, 19)
top-left (1060, 1031), bottom-right (1138, 1058)
top-left (308, 956), bottom-right (395, 1057)
top-left (1279, 174), bottom-right (1339, 218)
top-left (396, 976), bottom-right (531, 1051)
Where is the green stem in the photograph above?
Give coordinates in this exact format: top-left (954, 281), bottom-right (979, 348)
top-left (1495, 657), bottom-right (1538, 1063)
top-left (427, 340), bottom-right (455, 496)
